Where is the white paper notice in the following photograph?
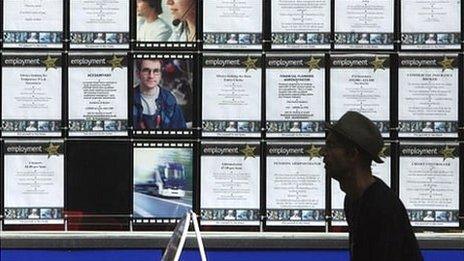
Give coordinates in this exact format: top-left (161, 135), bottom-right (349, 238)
top-left (331, 179), bottom-right (347, 226)
top-left (202, 54), bottom-right (262, 137)
top-left (334, 0), bottom-right (394, 49)
top-left (70, 0), bottom-right (130, 49)
top-left (271, 0), bottom-right (331, 49)
top-left (200, 142), bottom-right (260, 226)
top-left (266, 143), bottom-right (325, 226)
top-left (399, 143), bottom-right (460, 227)
top-left (4, 141), bottom-right (64, 225)
top-left (3, 0), bottom-right (63, 48)
top-left (266, 54), bottom-right (325, 138)
top-left (68, 54), bottom-right (128, 136)
top-left (401, 0), bottom-right (461, 49)
top-left (330, 55), bottom-right (390, 137)
top-left (398, 54), bottom-right (459, 138)
top-left (203, 0), bottom-right (262, 49)
top-left (2, 54), bottom-right (62, 137)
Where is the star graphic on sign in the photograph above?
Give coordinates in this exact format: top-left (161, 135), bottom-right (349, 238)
top-left (378, 146), bottom-right (388, 158)
top-left (440, 145), bottom-right (455, 161)
top-left (44, 143), bottom-right (60, 158)
top-left (42, 55), bottom-right (58, 71)
top-left (306, 145), bottom-right (322, 160)
top-left (242, 56), bottom-right (258, 72)
top-left (107, 54), bottom-right (124, 71)
top-left (370, 56), bottom-right (386, 72)
top-left (306, 56), bottom-right (321, 72)
top-left (240, 144), bottom-right (256, 160)
top-left (438, 57), bottom-right (454, 71)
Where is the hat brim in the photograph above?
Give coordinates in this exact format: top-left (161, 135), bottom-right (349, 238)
top-left (325, 124), bottom-right (384, 164)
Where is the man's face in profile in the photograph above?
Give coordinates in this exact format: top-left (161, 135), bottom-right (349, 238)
top-left (137, 0), bottom-right (151, 17)
top-left (324, 132), bottom-right (351, 182)
top-left (138, 60), bottom-right (162, 90)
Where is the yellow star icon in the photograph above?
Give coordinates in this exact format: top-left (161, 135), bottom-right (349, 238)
top-left (42, 55), bottom-right (58, 71)
top-left (107, 54), bottom-right (124, 71)
top-left (440, 145), bottom-right (455, 161)
top-left (242, 56), bottom-right (258, 72)
top-left (371, 56), bottom-right (386, 72)
top-left (306, 56), bottom-right (321, 72)
top-left (378, 146), bottom-right (388, 158)
top-left (438, 57), bottom-right (454, 72)
top-left (240, 144), bottom-right (256, 160)
top-left (306, 145), bottom-right (322, 160)
top-left (44, 143), bottom-right (60, 158)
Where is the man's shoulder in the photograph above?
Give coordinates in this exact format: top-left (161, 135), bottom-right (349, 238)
top-left (366, 179), bottom-right (405, 215)
top-left (133, 85), bottom-right (141, 97)
top-left (158, 87), bottom-right (178, 105)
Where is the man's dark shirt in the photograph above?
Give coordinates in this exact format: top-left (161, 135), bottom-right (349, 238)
top-left (344, 177), bottom-right (423, 261)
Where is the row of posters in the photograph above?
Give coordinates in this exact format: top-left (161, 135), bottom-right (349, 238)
top-left (1, 52), bottom-right (461, 138)
top-left (1, 0), bottom-right (462, 49)
top-left (2, 140), bottom-right (461, 229)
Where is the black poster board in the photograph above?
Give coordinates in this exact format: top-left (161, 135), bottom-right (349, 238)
top-left (66, 140), bottom-right (131, 230)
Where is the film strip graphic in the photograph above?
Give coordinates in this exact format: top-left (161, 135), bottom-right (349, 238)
top-left (200, 208), bottom-right (260, 226)
top-left (334, 32), bottom-right (394, 46)
top-left (3, 30), bottom-right (63, 48)
top-left (3, 207), bottom-right (64, 225)
top-left (398, 121), bottom-right (459, 138)
top-left (136, 40), bottom-right (196, 49)
top-left (266, 209), bottom-right (325, 223)
top-left (331, 209), bottom-right (347, 223)
top-left (132, 53), bottom-right (194, 60)
top-left (133, 141), bottom-right (194, 148)
top-left (2, 120), bottom-right (62, 137)
top-left (203, 32), bottom-right (262, 45)
top-left (265, 121), bottom-right (326, 137)
top-left (133, 218), bottom-right (182, 225)
top-left (407, 209), bottom-right (460, 225)
top-left (132, 53), bottom-right (195, 137)
top-left (133, 130), bottom-right (193, 136)
top-left (401, 33), bottom-right (461, 46)
top-left (330, 121), bottom-right (390, 135)
top-left (271, 32), bottom-right (331, 45)
top-left (132, 141), bottom-right (194, 225)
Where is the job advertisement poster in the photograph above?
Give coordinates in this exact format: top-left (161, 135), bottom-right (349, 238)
top-left (68, 53), bottom-right (128, 136)
top-left (135, 0), bottom-right (198, 47)
top-left (70, 0), bottom-right (130, 49)
top-left (330, 54), bottom-right (390, 137)
top-left (334, 0), bottom-right (394, 49)
top-left (266, 54), bottom-right (325, 138)
top-left (3, 141), bottom-right (64, 225)
top-left (332, 144), bottom-right (392, 226)
top-left (203, 0), bottom-right (262, 49)
top-left (401, 0), bottom-right (461, 49)
top-left (133, 142), bottom-right (193, 224)
top-left (201, 142), bottom-right (260, 226)
top-left (3, 0), bottom-right (63, 48)
top-left (398, 54), bottom-right (459, 138)
top-left (266, 142), bottom-right (325, 226)
top-left (2, 54), bottom-right (62, 137)
top-left (131, 53), bottom-right (195, 135)
top-left (202, 53), bottom-right (262, 137)
top-left (271, 0), bottom-right (330, 49)
top-left (399, 143), bottom-right (460, 227)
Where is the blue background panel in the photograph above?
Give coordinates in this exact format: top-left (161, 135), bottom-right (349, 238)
top-left (1, 249), bottom-right (463, 261)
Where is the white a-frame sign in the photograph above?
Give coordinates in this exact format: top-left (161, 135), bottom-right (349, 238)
top-left (161, 211), bottom-right (207, 261)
